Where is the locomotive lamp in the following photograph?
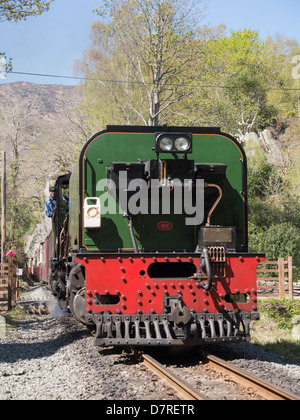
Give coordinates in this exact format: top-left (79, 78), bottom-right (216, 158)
top-left (84, 197), bottom-right (101, 229)
top-left (155, 132), bottom-right (192, 153)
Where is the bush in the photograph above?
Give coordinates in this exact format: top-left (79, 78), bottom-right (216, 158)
top-left (248, 161), bottom-right (282, 200)
top-left (258, 298), bottom-right (300, 329)
top-left (248, 199), bottom-right (279, 232)
top-left (248, 221), bottom-right (265, 253)
top-left (263, 222), bottom-right (300, 265)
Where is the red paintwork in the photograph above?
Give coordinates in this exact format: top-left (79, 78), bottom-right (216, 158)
top-left (157, 221), bottom-right (173, 231)
top-left (77, 254), bottom-right (264, 316)
top-left (28, 233), bottom-right (52, 284)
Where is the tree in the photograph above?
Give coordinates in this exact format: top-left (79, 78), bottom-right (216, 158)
top-left (78, 19), bottom-right (298, 133)
top-left (198, 29), bottom-right (281, 137)
top-left (0, 0), bottom-right (53, 23)
top-left (0, 99), bottom-right (38, 243)
top-left (76, 0), bottom-right (210, 126)
top-left (264, 223), bottom-right (300, 264)
top-left (264, 35), bottom-right (300, 119)
top-left (0, 52), bottom-right (12, 78)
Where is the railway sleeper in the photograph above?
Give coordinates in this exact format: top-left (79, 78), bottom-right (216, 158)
top-left (89, 312), bottom-right (259, 347)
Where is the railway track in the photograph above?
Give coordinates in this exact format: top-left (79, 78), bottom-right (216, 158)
top-left (199, 351), bottom-right (299, 401)
top-left (133, 349), bottom-right (299, 401)
top-left (133, 349), bottom-right (208, 400)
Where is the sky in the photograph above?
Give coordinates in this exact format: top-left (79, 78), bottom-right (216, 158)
top-left (0, 0), bottom-right (300, 86)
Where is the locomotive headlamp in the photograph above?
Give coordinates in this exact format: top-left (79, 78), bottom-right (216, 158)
top-left (158, 136), bottom-right (173, 151)
top-left (175, 137), bottom-right (190, 151)
top-left (155, 132), bottom-right (192, 153)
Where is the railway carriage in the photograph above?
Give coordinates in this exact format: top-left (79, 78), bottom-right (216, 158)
top-left (36, 125), bottom-right (264, 346)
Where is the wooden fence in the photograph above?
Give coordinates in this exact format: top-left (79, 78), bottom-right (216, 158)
top-left (257, 257), bottom-right (293, 298)
top-left (0, 256), bottom-right (17, 310)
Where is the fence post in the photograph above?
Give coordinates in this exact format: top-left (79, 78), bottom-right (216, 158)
top-left (278, 258), bottom-right (285, 298)
top-left (7, 255), bottom-right (17, 311)
top-left (7, 255), bottom-right (12, 311)
top-left (288, 256), bottom-right (293, 298)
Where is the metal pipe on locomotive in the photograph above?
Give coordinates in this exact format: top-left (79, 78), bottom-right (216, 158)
top-left (34, 126), bottom-right (264, 347)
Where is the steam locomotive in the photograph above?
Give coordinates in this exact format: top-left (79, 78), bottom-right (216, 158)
top-left (33, 125), bottom-right (264, 346)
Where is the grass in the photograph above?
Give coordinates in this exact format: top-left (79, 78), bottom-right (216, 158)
top-left (250, 298), bottom-right (300, 362)
top-left (1, 307), bottom-right (29, 336)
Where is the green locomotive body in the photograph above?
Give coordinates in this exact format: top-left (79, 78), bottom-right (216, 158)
top-left (69, 126), bottom-right (247, 253)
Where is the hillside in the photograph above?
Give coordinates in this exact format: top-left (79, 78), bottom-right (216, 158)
top-left (0, 82), bottom-right (77, 115)
top-left (0, 81), bottom-right (83, 195)
top-left (0, 82), bottom-right (86, 256)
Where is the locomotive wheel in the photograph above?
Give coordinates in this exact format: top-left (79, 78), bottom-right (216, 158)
top-left (70, 288), bottom-right (94, 326)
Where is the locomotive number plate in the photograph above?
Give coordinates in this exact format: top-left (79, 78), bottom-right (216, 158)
top-left (157, 221), bottom-right (173, 231)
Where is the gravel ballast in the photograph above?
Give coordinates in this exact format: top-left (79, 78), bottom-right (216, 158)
top-left (0, 288), bottom-right (299, 400)
top-left (0, 315), bottom-right (177, 400)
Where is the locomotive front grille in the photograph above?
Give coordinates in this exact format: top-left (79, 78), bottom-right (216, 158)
top-left (89, 312), bottom-right (259, 347)
top-left (208, 246), bottom-right (226, 262)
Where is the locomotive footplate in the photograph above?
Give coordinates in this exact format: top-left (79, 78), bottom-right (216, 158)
top-left (88, 311), bottom-right (260, 347)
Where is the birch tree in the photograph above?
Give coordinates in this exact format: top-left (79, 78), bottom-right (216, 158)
top-left (76, 0), bottom-right (209, 126)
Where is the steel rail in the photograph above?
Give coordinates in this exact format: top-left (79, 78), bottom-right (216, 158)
top-left (134, 350), bottom-right (208, 400)
top-left (200, 351), bottom-right (299, 401)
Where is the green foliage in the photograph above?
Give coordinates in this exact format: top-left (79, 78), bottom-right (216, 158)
top-left (78, 9), bottom-right (300, 134)
top-left (3, 307), bottom-right (24, 328)
top-left (248, 220), bottom-right (265, 254)
top-left (6, 198), bottom-right (37, 246)
top-left (248, 201), bottom-right (278, 234)
top-left (280, 192), bottom-right (300, 229)
top-left (245, 118), bottom-right (300, 277)
top-left (0, 52), bottom-right (12, 77)
top-left (249, 204), bottom-right (300, 272)
top-left (258, 298), bottom-right (300, 330)
top-left (248, 161), bottom-right (282, 200)
top-left (265, 36), bottom-right (300, 118)
top-left (80, 0), bottom-right (210, 127)
top-left (0, 0), bottom-right (53, 23)
top-left (198, 29), bottom-right (292, 135)
top-left (264, 223), bottom-right (300, 264)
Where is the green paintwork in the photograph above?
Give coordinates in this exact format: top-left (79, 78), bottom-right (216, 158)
top-left (69, 128), bottom-right (246, 252)
top-left (69, 161), bottom-right (80, 248)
